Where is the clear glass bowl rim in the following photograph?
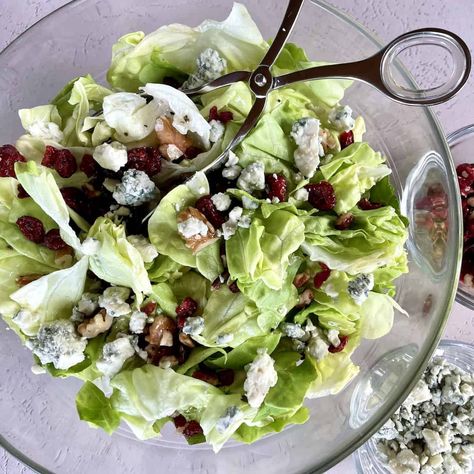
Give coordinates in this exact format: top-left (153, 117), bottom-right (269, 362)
top-left (0, 0), bottom-right (461, 473)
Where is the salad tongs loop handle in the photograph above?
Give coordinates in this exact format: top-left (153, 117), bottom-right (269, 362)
top-left (274, 28), bottom-right (471, 106)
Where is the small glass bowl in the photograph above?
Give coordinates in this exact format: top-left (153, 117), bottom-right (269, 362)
top-left (353, 339), bottom-right (474, 473)
top-left (449, 124), bottom-right (474, 310)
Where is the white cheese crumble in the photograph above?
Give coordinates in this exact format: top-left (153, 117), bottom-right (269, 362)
top-left (104, 204), bottom-right (131, 224)
top-left (127, 234), bottom-right (158, 263)
top-left (220, 206), bottom-right (250, 240)
top-left (242, 195), bottom-right (259, 210)
top-left (177, 217), bottom-right (209, 239)
top-left (166, 144), bottom-right (183, 161)
top-left (306, 331), bottom-right (329, 361)
top-left (71, 292), bottom-right (100, 322)
top-left (347, 273), bottom-right (374, 305)
top-left (216, 406), bottom-right (242, 434)
top-left (129, 311), bottom-right (148, 334)
top-left (96, 336), bottom-right (135, 378)
top-left (93, 141), bottom-right (128, 172)
top-left (244, 349), bottom-right (278, 408)
top-left (27, 121), bottom-right (64, 143)
top-left (209, 119), bottom-right (225, 143)
top-left (182, 316), bottom-right (205, 336)
top-left (81, 237), bottom-right (101, 256)
top-left (113, 169), bottom-right (158, 207)
top-left (182, 48), bottom-right (227, 90)
top-left (294, 187), bottom-right (309, 201)
top-left (237, 162), bottom-right (265, 194)
top-left (26, 320), bottom-right (87, 370)
top-left (98, 287), bottom-right (131, 317)
top-left (216, 333), bottom-right (234, 345)
top-left (328, 105), bottom-right (355, 131)
top-left (281, 322), bottom-right (306, 339)
top-left (327, 329), bottom-right (340, 347)
top-left (291, 117), bottom-right (323, 178)
top-left (211, 192), bottom-right (231, 211)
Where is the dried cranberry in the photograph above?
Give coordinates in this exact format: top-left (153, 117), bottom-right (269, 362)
top-left (17, 184), bottom-right (29, 199)
top-left (228, 280), bottom-right (240, 293)
top-left (357, 198), bottom-right (382, 210)
top-left (146, 345), bottom-right (174, 366)
top-left (329, 335), bottom-right (349, 353)
top-left (195, 195), bottom-right (225, 228)
top-left (458, 177), bottom-right (473, 197)
top-left (42, 146), bottom-right (77, 178)
top-left (0, 145), bottom-right (26, 177)
top-left (16, 216), bottom-right (45, 243)
top-left (173, 415), bottom-right (187, 433)
top-left (305, 181), bottom-right (336, 211)
top-left (313, 262), bottom-right (331, 289)
top-left (183, 420), bottom-right (203, 438)
top-left (127, 147), bottom-right (162, 177)
top-left (265, 174), bottom-right (287, 202)
top-left (192, 369), bottom-right (219, 386)
top-left (456, 163), bottom-right (474, 181)
top-left (176, 297), bottom-right (198, 327)
top-left (293, 272), bottom-right (310, 288)
top-left (335, 212), bottom-right (354, 230)
top-left (141, 302), bottom-right (157, 316)
top-left (339, 130), bottom-right (354, 149)
top-left (185, 146), bottom-right (203, 159)
top-left (209, 106), bottom-right (219, 121)
top-left (60, 187), bottom-right (86, 213)
top-left (44, 229), bottom-right (68, 250)
top-left (79, 154), bottom-right (97, 177)
top-left (218, 369), bottom-right (235, 387)
top-left (218, 111), bottom-right (233, 123)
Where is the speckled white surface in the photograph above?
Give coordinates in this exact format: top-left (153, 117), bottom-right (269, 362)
top-left (0, 0), bottom-right (473, 472)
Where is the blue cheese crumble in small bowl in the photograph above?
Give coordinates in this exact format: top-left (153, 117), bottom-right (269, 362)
top-left (354, 340), bottom-right (474, 474)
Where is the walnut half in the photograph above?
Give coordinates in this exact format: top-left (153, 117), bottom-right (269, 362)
top-left (77, 309), bottom-right (113, 338)
top-left (177, 207), bottom-right (217, 254)
top-left (155, 116), bottom-right (192, 160)
top-left (146, 315), bottom-right (176, 347)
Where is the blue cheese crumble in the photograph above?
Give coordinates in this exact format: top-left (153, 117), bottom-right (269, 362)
top-left (237, 162), bottom-right (265, 194)
top-left (222, 151), bottom-right (242, 180)
top-left (129, 311), bottom-right (147, 334)
top-left (281, 322), bottom-right (306, 339)
top-left (127, 235), bottom-right (158, 263)
top-left (71, 292), bottom-right (100, 323)
top-left (182, 316), bottom-right (205, 336)
top-left (211, 192), bottom-right (231, 211)
top-left (328, 105), bottom-right (355, 131)
top-left (244, 349), bottom-right (278, 408)
top-left (26, 320), bottom-right (87, 370)
top-left (96, 336), bottom-right (135, 379)
top-left (93, 141), bottom-right (128, 172)
top-left (182, 48), bottom-right (227, 90)
top-left (177, 217), bottom-right (209, 239)
top-left (26, 121), bottom-right (64, 143)
top-left (291, 117), bottom-right (324, 178)
top-left (209, 120), bottom-right (225, 143)
top-left (220, 206), bottom-right (250, 240)
top-left (375, 356), bottom-right (474, 474)
top-left (347, 273), bottom-right (374, 305)
top-left (113, 169), bottom-right (158, 207)
top-left (98, 286), bottom-right (131, 317)
top-left (216, 406), bottom-right (243, 434)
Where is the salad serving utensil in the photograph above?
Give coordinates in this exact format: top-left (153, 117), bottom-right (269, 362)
top-left (179, 0), bottom-right (471, 176)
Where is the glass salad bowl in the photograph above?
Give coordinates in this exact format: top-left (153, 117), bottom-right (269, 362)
top-left (0, 0), bottom-right (462, 473)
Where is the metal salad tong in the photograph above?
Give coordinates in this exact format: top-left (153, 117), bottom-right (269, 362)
top-left (180, 0), bottom-right (471, 174)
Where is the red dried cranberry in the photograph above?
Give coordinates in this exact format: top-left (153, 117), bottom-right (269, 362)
top-left (0, 145), bottom-right (26, 177)
top-left (218, 111), bottom-right (233, 123)
top-left (141, 302), bottom-right (157, 316)
top-left (228, 280), bottom-right (240, 293)
top-left (218, 369), bottom-right (235, 387)
top-left (195, 195), bottom-right (225, 228)
top-left (173, 415), bottom-right (187, 433)
top-left (127, 147), bottom-right (162, 177)
top-left (79, 154), bottom-right (97, 177)
top-left (185, 146), bottom-right (203, 159)
top-left (44, 229), bottom-right (68, 250)
top-left (176, 297), bottom-right (198, 327)
top-left (335, 212), bottom-right (354, 230)
top-left (16, 216), bottom-right (45, 243)
top-left (458, 177), bottom-right (473, 197)
top-left (313, 262), bottom-right (331, 289)
top-left (339, 130), bottom-right (354, 149)
top-left (209, 106), bottom-right (219, 121)
top-left (305, 181), bottom-right (336, 211)
top-left (357, 198), bottom-right (382, 210)
top-left (42, 146), bottom-right (77, 177)
top-left (17, 184), bottom-right (29, 199)
top-left (192, 369), bottom-right (219, 386)
top-left (456, 163), bottom-right (474, 181)
top-left (183, 421), bottom-right (203, 438)
top-left (265, 174), bottom-right (287, 202)
top-left (329, 335), bottom-right (349, 353)
top-left (60, 187), bottom-right (86, 213)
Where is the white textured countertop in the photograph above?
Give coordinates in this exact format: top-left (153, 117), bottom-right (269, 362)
top-left (1, 1), bottom-right (473, 472)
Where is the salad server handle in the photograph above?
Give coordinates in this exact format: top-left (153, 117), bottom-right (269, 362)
top-left (273, 28), bottom-right (471, 106)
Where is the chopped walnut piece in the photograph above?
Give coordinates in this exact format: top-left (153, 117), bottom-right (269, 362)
top-left (155, 117), bottom-right (192, 159)
top-left (179, 332), bottom-right (196, 348)
top-left (293, 272), bottom-right (310, 288)
top-left (177, 207), bottom-right (217, 253)
top-left (16, 274), bottom-right (43, 287)
top-left (297, 289), bottom-right (314, 307)
top-left (77, 309), bottom-right (113, 338)
top-left (146, 315), bottom-right (176, 346)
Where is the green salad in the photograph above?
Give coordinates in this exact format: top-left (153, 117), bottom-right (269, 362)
top-left (0, 3), bottom-right (408, 451)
